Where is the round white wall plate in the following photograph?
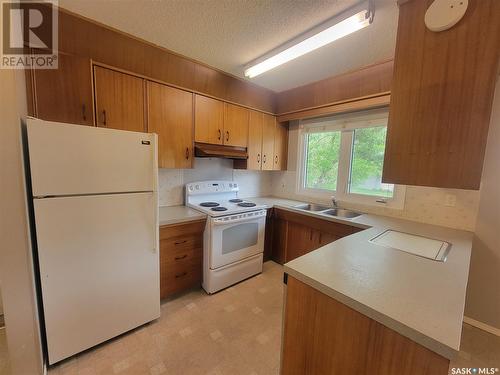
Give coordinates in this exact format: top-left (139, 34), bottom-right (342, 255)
top-left (425, 0), bottom-right (468, 32)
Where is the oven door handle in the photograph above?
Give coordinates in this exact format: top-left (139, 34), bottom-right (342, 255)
top-left (212, 212), bottom-right (265, 226)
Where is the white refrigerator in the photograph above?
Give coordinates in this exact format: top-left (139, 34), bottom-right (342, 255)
top-left (26, 118), bottom-right (160, 365)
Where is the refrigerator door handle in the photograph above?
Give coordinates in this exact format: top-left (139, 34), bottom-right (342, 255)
top-left (153, 195), bottom-right (159, 254)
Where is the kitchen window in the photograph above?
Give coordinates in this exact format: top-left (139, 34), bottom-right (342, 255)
top-left (297, 109), bottom-right (405, 209)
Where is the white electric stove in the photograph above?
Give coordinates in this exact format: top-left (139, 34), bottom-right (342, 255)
top-left (186, 181), bottom-right (267, 293)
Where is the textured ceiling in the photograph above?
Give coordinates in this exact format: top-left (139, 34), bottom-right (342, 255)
top-left (58, 0), bottom-right (398, 92)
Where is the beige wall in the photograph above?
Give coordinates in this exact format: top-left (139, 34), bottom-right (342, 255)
top-left (0, 70), bottom-right (44, 374)
top-left (271, 121), bottom-right (481, 231)
top-left (158, 158), bottom-right (273, 207)
top-left (465, 79), bottom-right (500, 330)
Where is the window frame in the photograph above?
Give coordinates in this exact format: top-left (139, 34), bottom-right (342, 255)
top-left (296, 109), bottom-right (406, 209)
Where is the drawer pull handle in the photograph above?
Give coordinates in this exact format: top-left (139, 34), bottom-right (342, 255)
top-left (174, 240), bottom-right (188, 245)
top-left (218, 129), bottom-right (222, 140)
top-left (226, 131), bottom-right (229, 142)
top-left (174, 254), bottom-right (188, 260)
top-left (175, 272), bottom-right (187, 278)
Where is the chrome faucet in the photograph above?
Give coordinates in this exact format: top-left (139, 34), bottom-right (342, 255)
top-left (331, 196), bottom-right (338, 208)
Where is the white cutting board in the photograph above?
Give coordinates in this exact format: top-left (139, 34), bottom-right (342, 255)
top-left (370, 230), bottom-right (450, 260)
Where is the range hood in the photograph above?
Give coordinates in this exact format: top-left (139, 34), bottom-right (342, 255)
top-left (194, 142), bottom-right (247, 160)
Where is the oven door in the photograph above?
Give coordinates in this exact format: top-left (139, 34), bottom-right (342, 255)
top-left (210, 210), bottom-right (266, 269)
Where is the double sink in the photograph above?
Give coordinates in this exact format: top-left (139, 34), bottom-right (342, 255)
top-left (293, 203), bottom-right (361, 219)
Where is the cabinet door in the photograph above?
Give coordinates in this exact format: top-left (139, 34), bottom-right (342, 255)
top-left (262, 114), bottom-right (276, 171)
top-left (247, 110), bottom-right (263, 170)
top-left (318, 231), bottom-right (339, 247)
top-left (94, 66), bottom-right (145, 132)
top-left (194, 95), bottom-right (224, 145)
top-left (286, 222), bottom-right (317, 262)
top-left (273, 121), bottom-right (288, 170)
top-left (382, 0), bottom-right (500, 190)
top-left (272, 217), bottom-right (288, 264)
top-left (147, 81), bottom-right (193, 169)
top-left (32, 52), bottom-right (93, 126)
top-left (223, 103), bottom-right (249, 147)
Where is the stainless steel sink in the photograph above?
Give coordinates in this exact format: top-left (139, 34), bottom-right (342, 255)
top-left (321, 208), bottom-right (361, 219)
top-left (294, 203), bottom-right (331, 212)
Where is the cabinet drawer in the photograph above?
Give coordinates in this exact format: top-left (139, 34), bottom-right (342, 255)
top-left (160, 219), bottom-right (206, 240)
top-left (161, 235), bottom-right (202, 262)
top-left (162, 260), bottom-right (202, 298)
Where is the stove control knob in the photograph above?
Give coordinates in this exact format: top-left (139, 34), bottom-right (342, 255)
top-left (195, 185), bottom-right (199, 190)
top-left (188, 186), bottom-right (193, 191)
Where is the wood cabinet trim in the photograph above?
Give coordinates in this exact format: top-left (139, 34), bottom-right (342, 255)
top-left (276, 59), bottom-right (394, 115)
top-left (277, 93), bottom-right (391, 122)
top-left (56, 6), bottom-right (276, 113)
top-left (92, 60), bottom-right (277, 117)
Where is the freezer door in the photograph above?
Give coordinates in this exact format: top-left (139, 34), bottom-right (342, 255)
top-left (27, 118), bottom-right (157, 196)
top-left (33, 192), bottom-right (160, 364)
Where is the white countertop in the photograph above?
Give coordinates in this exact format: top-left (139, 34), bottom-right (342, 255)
top-left (158, 196), bottom-right (472, 359)
top-left (159, 205), bottom-right (207, 226)
top-left (256, 197), bottom-right (472, 360)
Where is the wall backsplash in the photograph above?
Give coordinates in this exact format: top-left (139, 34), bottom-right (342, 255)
top-left (159, 158), bottom-right (480, 231)
top-left (270, 170), bottom-right (480, 231)
top-left (158, 158), bottom-right (273, 206)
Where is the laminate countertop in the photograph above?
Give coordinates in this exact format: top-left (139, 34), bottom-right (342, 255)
top-left (159, 205), bottom-right (207, 226)
top-left (159, 197), bottom-right (471, 359)
top-left (256, 198), bottom-right (472, 360)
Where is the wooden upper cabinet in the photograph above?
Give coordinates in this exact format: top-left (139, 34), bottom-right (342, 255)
top-left (382, 0), bottom-right (500, 190)
top-left (32, 52), bottom-right (93, 126)
top-left (262, 114), bottom-right (276, 171)
top-left (147, 81), bottom-right (194, 169)
top-left (223, 103), bottom-right (249, 147)
top-left (273, 121), bottom-right (288, 170)
top-left (194, 95), bottom-right (224, 145)
top-left (247, 110), bottom-right (264, 170)
top-left (94, 66), bottom-right (146, 132)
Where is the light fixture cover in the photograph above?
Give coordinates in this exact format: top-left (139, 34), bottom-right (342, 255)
top-left (425, 0), bottom-right (468, 32)
top-left (244, 9), bottom-right (370, 79)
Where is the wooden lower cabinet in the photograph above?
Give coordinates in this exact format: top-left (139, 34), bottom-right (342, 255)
top-left (159, 219), bottom-right (205, 299)
top-left (270, 208), bottom-right (362, 264)
top-left (282, 277), bottom-right (450, 375)
top-left (286, 221), bottom-right (319, 262)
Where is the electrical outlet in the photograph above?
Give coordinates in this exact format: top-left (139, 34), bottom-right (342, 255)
top-left (444, 194), bottom-right (456, 207)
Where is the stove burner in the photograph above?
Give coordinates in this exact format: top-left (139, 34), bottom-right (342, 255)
top-left (211, 206), bottom-right (228, 211)
top-left (229, 199), bottom-right (243, 203)
top-left (238, 202), bottom-right (256, 207)
top-left (200, 202), bottom-right (219, 207)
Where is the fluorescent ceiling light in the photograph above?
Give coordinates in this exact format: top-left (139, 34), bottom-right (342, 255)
top-left (244, 10), bottom-right (371, 79)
